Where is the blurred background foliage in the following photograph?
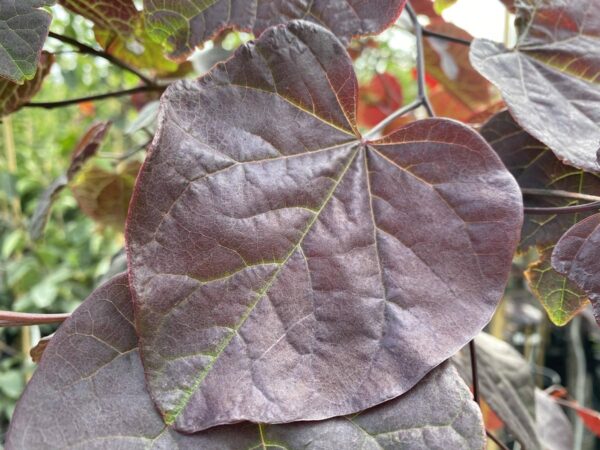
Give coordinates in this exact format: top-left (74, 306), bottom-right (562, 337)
top-left (0, 1), bottom-right (599, 448)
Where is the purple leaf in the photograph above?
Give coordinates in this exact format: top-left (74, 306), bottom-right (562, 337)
top-left (470, 0), bottom-right (600, 173)
top-left (126, 20), bottom-right (523, 432)
top-left (143, 0), bottom-right (407, 60)
top-left (7, 273), bottom-right (486, 449)
top-left (552, 213), bottom-right (600, 325)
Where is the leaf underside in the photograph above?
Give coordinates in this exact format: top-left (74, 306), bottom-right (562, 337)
top-left (142, 0), bottom-right (407, 60)
top-left (6, 273), bottom-right (486, 450)
top-left (0, 0), bottom-right (54, 83)
top-left (481, 110), bottom-right (599, 325)
top-left (470, 0), bottom-right (600, 173)
top-left (126, 20), bottom-right (523, 432)
top-left (552, 213), bottom-right (600, 325)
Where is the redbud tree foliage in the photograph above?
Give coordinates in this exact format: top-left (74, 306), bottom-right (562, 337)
top-left (1, 0), bottom-right (599, 448)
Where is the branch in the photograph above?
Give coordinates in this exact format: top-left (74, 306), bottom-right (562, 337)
top-left (364, 99), bottom-right (423, 138)
top-left (469, 340), bottom-right (480, 405)
top-left (48, 31), bottom-right (156, 86)
top-left (24, 85), bottom-right (165, 109)
top-left (521, 188), bottom-right (600, 203)
top-left (422, 28), bottom-right (472, 46)
top-left (0, 311), bottom-right (71, 327)
top-left (486, 430), bottom-right (510, 450)
top-left (523, 201), bottom-right (600, 215)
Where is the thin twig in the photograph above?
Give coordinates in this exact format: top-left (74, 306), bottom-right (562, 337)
top-left (364, 99), bottom-right (423, 138)
top-left (422, 28), bottom-right (472, 46)
top-left (486, 430), bottom-right (510, 450)
top-left (405, 3), bottom-right (435, 117)
top-left (24, 85), bottom-right (164, 109)
top-left (523, 201), bottom-right (600, 215)
top-left (521, 188), bottom-right (600, 203)
top-left (469, 340), bottom-right (480, 405)
top-left (48, 31), bottom-right (156, 86)
top-left (0, 311), bottom-right (71, 327)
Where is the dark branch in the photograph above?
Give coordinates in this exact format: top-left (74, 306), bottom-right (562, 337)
top-left (521, 188), bottom-right (600, 203)
top-left (469, 340), bottom-right (480, 405)
top-left (24, 85), bottom-right (165, 109)
top-left (365, 99), bottom-right (423, 138)
top-left (422, 28), bottom-right (472, 46)
top-left (486, 431), bottom-right (510, 450)
top-left (0, 311), bottom-right (70, 327)
top-left (48, 31), bottom-right (156, 86)
top-left (523, 201), bottom-right (600, 215)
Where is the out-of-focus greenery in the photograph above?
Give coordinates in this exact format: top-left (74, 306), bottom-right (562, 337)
top-left (0, 7), bottom-right (146, 439)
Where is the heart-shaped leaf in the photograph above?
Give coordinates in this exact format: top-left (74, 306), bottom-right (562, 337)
top-left (7, 273), bottom-right (486, 449)
top-left (552, 213), bottom-right (600, 325)
top-left (126, 20), bottom-right (523, 432)
top-left (453, 333), bottom-right (541, 450)
top-left (0, 51), bottom-right (53, 117)
top-left (143, 0), bottom-right (407, 61)
top-left (480, 110), bottom-right (600, 325)
top-left (470, 0), bottom-right (600, 173)
top-left (0, 0), bottom-right (54, 83)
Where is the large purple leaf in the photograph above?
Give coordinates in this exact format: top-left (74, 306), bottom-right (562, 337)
top-left (470, 0), bottom-right (600, 173)
top-left (126, 20), bottom-right (523, 432)
top-left (7, 273), bottom-right (486, 449)
top-left (552, 213), bottom-right (600, 325)
top-left (143, 0), bottom-right (406, 61)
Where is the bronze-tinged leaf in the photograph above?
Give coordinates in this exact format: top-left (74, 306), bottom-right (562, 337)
top-left (470, 0), bottom-right (600, 173)
top-left (525, 247), bottom-right (589, 326)
top-left (143, 0), bottom-right (407, 61)
top-left (552, 213), bottom-right (600, 325)
top-left (30, 333), bottom-right (53, 363)
top-left (71, 159), bottom-right (141, 230)
top-left (0, 51), bottom-right (54, 117)
top-left (0, 0), bottom-right (54, 83)
top-left (481, 110), bottom-right (599, 325)
top-left (29, 121), bottom-right (111, 240)
top-left (7, 273), bottom-right (486, 449)
top-left (453, 333), bottom-right (541, 450)
top-left (424, 22), bottom-right (492, 109)
top-left (126, 20), bottom-right (523, 432)
top-left (535, 389), bottom-right (574, 450)
top-left (59, 0), bottom-right (180, 74)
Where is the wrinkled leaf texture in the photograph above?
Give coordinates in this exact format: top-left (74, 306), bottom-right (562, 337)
top-left (143, 0), bottom-right (407, 61)
top-left (470, 0), bottom-right (600, 173)
top-left (126, 20), bottom-right (523, 432)
top-left (6, 273), bottom-right (486, 449)
top-left (480, 110), bottom-right (600, 325)
top-left (552, 213), bottom-right (600, 325)
top-left (453, 333), bottom-right (540, 450)
top-left (0, 0), bottom-right (54, 83)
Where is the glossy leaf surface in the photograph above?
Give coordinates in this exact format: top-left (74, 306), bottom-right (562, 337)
top-left (0, 51), bottom-right (53, 117)
top-left (0, 0), bottom-right (54, 83)
top-left (126, 20), bottom-right (523, 432)
top-left (7, 273), bottom-right (486, 449)
top-left (470, 0), bottom-right (600, 173)
top-left (481, 110), bottom-right (600, 325)
top-left (552, 213), bottom-right (600, 325)
top-left (143, 0), bottom-right (407, 60)
top-left (453, 333), bottom-right (541, 450)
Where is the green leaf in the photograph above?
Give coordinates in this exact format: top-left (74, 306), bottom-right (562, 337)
top-left (0, 0), bottom-right (54, 83)
top-left (433, 0), bottom-right (458, 14)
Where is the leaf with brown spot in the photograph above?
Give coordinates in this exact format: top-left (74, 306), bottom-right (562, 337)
top-left (126, 20), bottom-right (523, 432)
top-left (0, 52), bottom-right (53, 117)
top-left (7, 273), bottom-right (486, 449)
top-left (470, 0), bottom-right (600, 173)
